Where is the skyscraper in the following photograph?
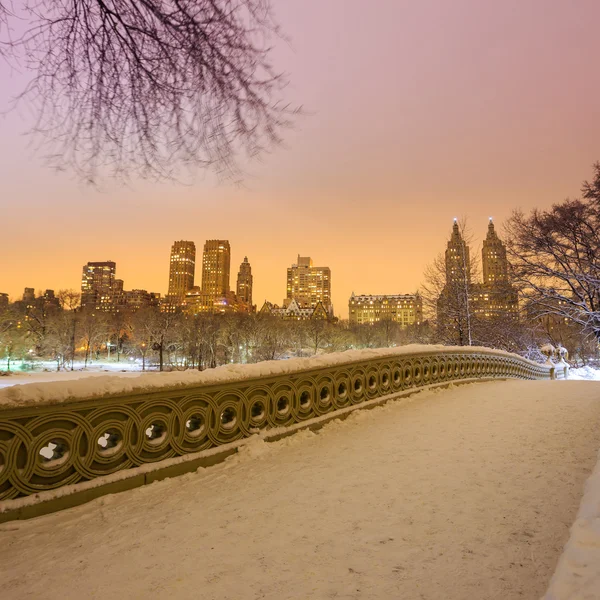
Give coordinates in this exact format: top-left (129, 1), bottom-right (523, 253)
top-left (445, 219), bottom-right (471, 286)
top-left (482, 218), bottom-right (509, 285)
top-left (201, 240), bottom-right (231, 299)
top-left (236, 257), bottom-right (253, 307)
top-left (81, 261), bottom-right (117, 311)
top-left (437, 220), bottom-right (518, 342)
top-left (286, 255), bottom-right (332, 310)
top-left (168, 241), bottom-right (196, 303)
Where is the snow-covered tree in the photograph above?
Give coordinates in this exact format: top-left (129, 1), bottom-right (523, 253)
top-left (505, 163), bottom-right (600, 343)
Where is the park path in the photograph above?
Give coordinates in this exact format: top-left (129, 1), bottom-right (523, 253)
top-left (1, 380), bottom-right (599, 599)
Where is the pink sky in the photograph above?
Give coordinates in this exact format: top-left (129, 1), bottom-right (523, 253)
top-left (1, 0), bottom-right (599, 317)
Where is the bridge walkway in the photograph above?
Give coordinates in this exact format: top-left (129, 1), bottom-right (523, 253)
top-left (1, 380), bottom-right (599, 599)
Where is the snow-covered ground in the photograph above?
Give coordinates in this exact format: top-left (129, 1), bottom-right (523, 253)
top-left (569, 365), bottom-right (600, 381)
top-left (0, 366), bottom-right (148, 391)
top-left (1, 379), bottom-right (599, 599)
top-left (0, 360), bottom-right (145, 390)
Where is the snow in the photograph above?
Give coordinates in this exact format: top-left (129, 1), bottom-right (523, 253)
top-left (0, 344), bottom-right (546, 408)
top-left (569, 366), bottom-right (600, 381)
top-left (0, 359), bottom-right (145, 389)
top-left (1, 379), bottom-right (599, 599)
top-left (0, 368), bottom-right (148, 391)
top-left (544, 443), bottom-right (600, 600)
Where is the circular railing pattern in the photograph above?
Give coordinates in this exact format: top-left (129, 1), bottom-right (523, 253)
top-left (0, 350), bottom-right (552, 500)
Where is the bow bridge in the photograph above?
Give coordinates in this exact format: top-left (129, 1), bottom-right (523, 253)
top-left (0, 345), bottom-right (565, 522)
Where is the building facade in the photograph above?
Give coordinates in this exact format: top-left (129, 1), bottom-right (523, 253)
top-left (286, 255), bottom-right (332, 312)
top-left (81, 261), bottom-right (118, 311)
top-left (472, 219), bottom-right (519, 319)
top-left (181, 243), bottom-right (254, 316)
top-left (184, 287), bottom-right (241, 315)
top-left (123, 289), bottom-right (161, 311)
top-left (11, 288), bottom-right (60, 315)
top-left (167, 241), bottom-right (196, 305)
top-left (349, 293), bottom-right (422, 326)
top-left (0, 293), bottom-right (8, 311)
top-left (437, 220), bottom-right (518, 333)
top-left (22, 288), bottom-right (35, 305)
top-left (202, 240), bottom-right (231, 300)
top-left (236, 257), bottom-right (253, 308)
top-left (445, 219), bottom-right (471, 286)
top-left (260, 299), bottom-right (329, 320)
top-left (482, 218), bottom-right (509, 286)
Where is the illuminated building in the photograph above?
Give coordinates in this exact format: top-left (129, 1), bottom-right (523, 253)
top-left (349, 294), bottom-right (422, 326)
top-left (123, 289), bottom-right (161, 311)
top-left (184, 287), bottom-right (240, 315)
top-left (482, 219), bottom-right (509, 285)
top-left (236, 257), bottom-right (253, 310)
top-left (472, 219), bottom-right (518, 318)
top-left (286, 255), bottom-right (332, 312)
top-left (167, 241), bottom-right (196, 306)
top-left (445, 219), bottom-right (471, 286)
top-left (437, 220), bottom-right (518, 326)
top-left (81, 261), bottom-right (120, 311)
top-left (22, 288), bottom-right (35, 304)
top-left (12, 288), bottom-right (60, 315)
top-left (183, 245), bottom-right (252, 315)
top-left (202, 240), bottom-right (231, 301)
top-left (260, 299), bottom-right (329, 320)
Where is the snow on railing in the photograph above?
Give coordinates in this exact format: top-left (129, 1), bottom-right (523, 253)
top-left (540, 344), bottom-right (570, 380)
top-left (0, 346), bottom-right (553, 509)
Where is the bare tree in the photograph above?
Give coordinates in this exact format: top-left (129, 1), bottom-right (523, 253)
top-left (108, 310), bottom-right (131, 361)
top-left (20, 294), bottom-right (60, 356)
top-left (326, 319), bottom-right (354, 353)
top-left (0, 308), bottom-right (28, 371)
top-left (128, 312), bottom-right (152, 370)
top-left (57, 289), bottom-right (81, 310)
top-left (132, 306), bottom-right (179, 371)
top-left (350, 323), bottom-right (378, 349)
top-left (254, 314), bottom-right (288, 361)
top-left (78, 311), bottom-right (109, 367)
top-left (505, 163), bottom-right (600, 342)
top-left (4, 0), bottom-right (293, 182)
top-left (45, 310), bottom-right (78, 370)
top-left (373, 317), bottom-right (400, 348)
top-left (304, 319), bottom-right (329, 356)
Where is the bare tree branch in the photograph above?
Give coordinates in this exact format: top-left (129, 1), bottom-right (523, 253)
top-left (505, 163), bottom-right (600, 342)
top-left (4, 0), bottom-right (294, 182)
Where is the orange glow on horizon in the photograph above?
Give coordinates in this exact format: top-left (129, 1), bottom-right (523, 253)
top-left (1, 1), bottom-right (599, 318)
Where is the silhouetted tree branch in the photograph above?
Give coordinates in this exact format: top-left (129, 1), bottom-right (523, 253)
top-left (4, 0), bottom-right (292, 182)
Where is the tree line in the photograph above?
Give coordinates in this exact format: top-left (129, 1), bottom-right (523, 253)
top-left (0, 298), bottom-right (433, 372)
top-left (0, 296), bottom-right (596, 372)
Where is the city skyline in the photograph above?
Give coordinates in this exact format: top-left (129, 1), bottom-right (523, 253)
top-left (3, 218), bottom-right (516, 319)
top-left (1, 1), bottom-right (599, 318)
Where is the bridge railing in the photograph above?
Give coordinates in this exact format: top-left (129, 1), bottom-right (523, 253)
top-left (0, 347), bottom-right (552, 503)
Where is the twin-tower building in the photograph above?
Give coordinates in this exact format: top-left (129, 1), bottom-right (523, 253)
top-left (167, 240), bottom-right (253, 314)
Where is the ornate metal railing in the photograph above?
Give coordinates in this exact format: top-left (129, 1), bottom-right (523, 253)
top-left (0, 348), bottom-right (552, 502)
